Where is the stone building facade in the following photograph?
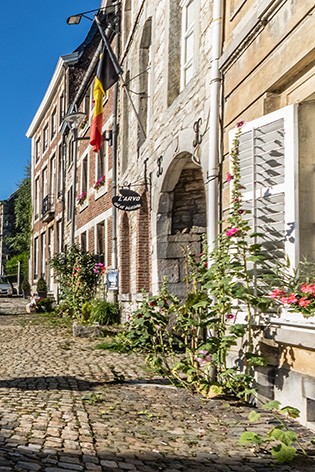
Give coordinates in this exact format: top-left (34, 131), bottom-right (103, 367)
top-left (220, 0), bottom-right (315, 430)
top-left (116, 0), bottom-right (213, 316)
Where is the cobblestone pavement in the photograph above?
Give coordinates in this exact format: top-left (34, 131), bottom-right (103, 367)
top-left (0, 308), bottom-right (314, 471)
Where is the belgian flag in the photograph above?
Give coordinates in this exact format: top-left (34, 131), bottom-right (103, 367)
top-left (90, 37), bottom-right (122, 153)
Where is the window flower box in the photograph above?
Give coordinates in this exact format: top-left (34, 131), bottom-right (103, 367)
top-left (94, 175), bottom-right (105, 190)
top-left (77, 192), bottom-right (87, 205)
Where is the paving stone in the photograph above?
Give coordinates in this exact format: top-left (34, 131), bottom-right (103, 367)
top-left (0, 311), bottom-right (314, 472)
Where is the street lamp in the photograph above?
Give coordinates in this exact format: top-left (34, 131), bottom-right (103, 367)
top-left (62, 111), bottom-right (87, 246)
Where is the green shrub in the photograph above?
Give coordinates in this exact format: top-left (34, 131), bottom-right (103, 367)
top-left (89, 299), bottom-right (120, 325)
top-left (37, 276), bottom-right (47, 295)
top-left (36, 297), bottom-right (53, 312)
top-left (81, 301), bottom-right (93, 322)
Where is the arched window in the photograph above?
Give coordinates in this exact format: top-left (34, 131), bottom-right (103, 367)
top-left (167, 0), bottom-right (181, 106)
top-left (123, 0), bottom-right (132, 46)
top-left (138, 18), bottom-right (152, 149)
top-left (121, 70), bottom-right (130, 176)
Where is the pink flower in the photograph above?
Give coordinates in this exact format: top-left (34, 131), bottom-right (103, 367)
top-left (236, 120), bottom-right (245, 128)
top-left (225, 227), bottom-right (239, 237)
top-left (287, 294), bottom-right (298, 304)
top-left (226, 313), bottom-right (236, 320)
top-left (226, 172), bottom-right (233, 183)
top-left (270, 288), bottom-right (284, 299)
top-left (298, 298), bottom-right (311, 307)
top-left (300, 283), bottom-right (315, 294)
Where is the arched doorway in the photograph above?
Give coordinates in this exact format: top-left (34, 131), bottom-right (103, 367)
top-left (156, 153), bottom-right (206, 298)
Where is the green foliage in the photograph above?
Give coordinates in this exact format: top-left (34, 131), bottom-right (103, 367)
top-left (5, 165), bottom-right (32, 255)
top-left (89, 299), bottom-right (120, 325)
top-left (35, 297), bottom-right (53, 312)
top-left (244, 401), bottom-right (310, 462)
top-left (36, 276), bottom-right (47, 295)
top-left (50, 245), bottom-right (104, 318)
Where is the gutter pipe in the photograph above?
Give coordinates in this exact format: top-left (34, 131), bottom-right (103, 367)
top-left (207, 0), bottom-right (223, 256)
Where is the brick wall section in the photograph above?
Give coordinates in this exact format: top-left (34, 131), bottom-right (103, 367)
top-left (120, 213), bottom-right (131, 294)
top-left (136, 192), bottom-right (151, 292)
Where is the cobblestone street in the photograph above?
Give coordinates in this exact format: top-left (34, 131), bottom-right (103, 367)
top-left (0, 303), bottom-right (314, 471)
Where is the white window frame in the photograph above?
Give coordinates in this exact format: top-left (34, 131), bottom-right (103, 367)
top-left (43, 124), bottom-right (49, 153)
top-left (51, 108), bottom-right (57, 139)
top-left (180, 0), bottom-right (196, 89)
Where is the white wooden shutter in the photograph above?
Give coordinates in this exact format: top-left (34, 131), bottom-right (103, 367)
top-left (229, 105), bottom-right (298, 272)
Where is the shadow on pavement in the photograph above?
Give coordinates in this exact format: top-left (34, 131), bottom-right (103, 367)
top-left (0, 441), bottom-right (314, 472)
top-left (0, 375), bottom-right (106, 391)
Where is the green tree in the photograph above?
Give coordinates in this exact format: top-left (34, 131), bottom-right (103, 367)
top-left (5, 164), bottom-right (32, 282)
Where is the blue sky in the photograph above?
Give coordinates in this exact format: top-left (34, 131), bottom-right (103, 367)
top-left (0, 0), bottom-right (101, 200)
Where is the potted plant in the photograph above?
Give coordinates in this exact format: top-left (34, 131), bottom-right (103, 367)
top-left (36, 276), bottom-right (47, 297)
top-left (22, 279), bottom-right (31, 298)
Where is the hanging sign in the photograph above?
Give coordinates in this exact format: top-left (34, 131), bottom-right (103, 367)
top-left (112, 188), bottom-right (142, 211)
top-left (106, 268), bottom-right (119, 291)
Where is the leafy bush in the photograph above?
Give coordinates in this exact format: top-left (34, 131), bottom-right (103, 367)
top-left (50, 245), bottom-right (105, 318)
top-left (36, 276), bottom-right (47, 295)
top-left (35, 297), bottom-right (53, 312)
top-left (89, 299), bottom-right (120, 325)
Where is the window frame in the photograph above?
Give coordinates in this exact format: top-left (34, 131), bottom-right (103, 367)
top-left (180, 0), bottom-right (196, 89)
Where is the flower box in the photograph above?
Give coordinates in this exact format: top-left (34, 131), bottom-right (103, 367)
top-left (94, 176), bottom-right (105, 190)
top-left (77, 192), bottom-right (87, 205)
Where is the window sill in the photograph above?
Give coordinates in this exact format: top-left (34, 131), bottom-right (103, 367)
top-left (94, 186), bottom-right (107, 200)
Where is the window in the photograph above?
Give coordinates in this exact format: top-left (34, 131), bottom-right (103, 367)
top-left (42, 167), bottom-right (48, 201)
top-left (51, 108), bottom-right (57, 139)
top-left (180, 0), bottom-right (195, 88)
top-left (67, 186), bottom-right (73, 222)
top-left (40, 232), bottom-right (46, 277)
top-left (59, 92), bottom-right (65, 124)
top-left (50, 154), bottom-right (56, 197)
top-left (81, 156), bottom-right (88, 194)
top-left (83, 88), bottom-right (91, 117)
top-left (57, 219), bottom-right (63, 253)
top-left (81, 231), bottom-right (88, 251)
top-left (34, 237), bottom-right (39, 279)
top-left (34, 177), bottom-right (40, 219)
top-left (35, 138), bottom-right (41, 162)
top-left (96, 133), bottom-right (108, 184)
top-left (96, 222), bottom-right (105, 262)
top-left (138, 17), bottom-right (152, 148)
top-left (229, 105), bottom-right (298, 280)
top-left (43, 124), bottom-right (49, 153)
top-left (57, 143), bottom-right (64, 197)
top-left (68, 138), bottom-right (73, 167)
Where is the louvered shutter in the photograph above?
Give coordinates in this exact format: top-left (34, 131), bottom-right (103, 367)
top-left (229, 105), bottom-right (298, 275)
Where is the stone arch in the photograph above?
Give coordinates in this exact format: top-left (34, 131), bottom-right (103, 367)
top-left (156, 152), bottom-right (206, 298)
top-left (119, 212), bottom-right (131, 294)
top-left (136, 192), bottom-right (151, 292)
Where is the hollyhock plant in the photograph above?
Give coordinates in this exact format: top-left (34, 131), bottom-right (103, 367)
top-left (225, 227), bottom-right (239, 237)
top-left (227, 172), bottom-right (233, 183)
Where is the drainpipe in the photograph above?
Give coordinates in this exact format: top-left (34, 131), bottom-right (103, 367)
top-left (207, 0), bottom-right (223, 255)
